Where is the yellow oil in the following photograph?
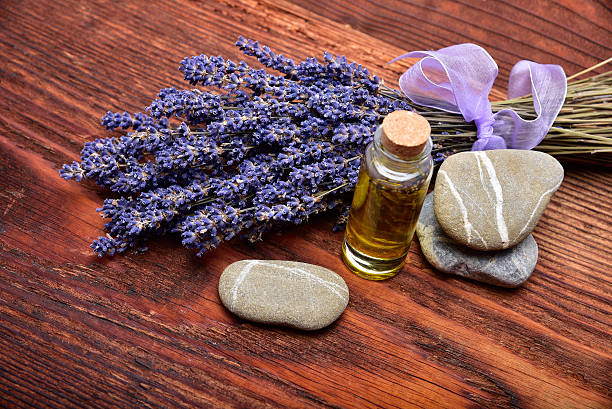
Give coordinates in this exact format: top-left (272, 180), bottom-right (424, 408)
top-left (342, 164), bottom-right (429, 280)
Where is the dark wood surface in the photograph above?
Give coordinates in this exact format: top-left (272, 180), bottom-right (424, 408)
top-left (1, 1), bottom-right (611, 408)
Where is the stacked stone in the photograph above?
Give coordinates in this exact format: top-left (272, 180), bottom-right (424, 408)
top-left (416, 150), bottom-right (564, 287)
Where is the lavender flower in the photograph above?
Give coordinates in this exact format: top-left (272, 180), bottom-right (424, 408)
top-left (236, 36), bottom-right (297, 77)
top-left (147, 88), bottom-right (223, 124)
top-left (102, 111), bottom-right (167, 132)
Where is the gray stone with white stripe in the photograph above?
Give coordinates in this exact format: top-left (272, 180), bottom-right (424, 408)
top-left (418, 194), bottom-right (538, 287)
top-left (433, 149), bottom-right (563, 251)
top-left (218, 260), bottom-right (349, 330)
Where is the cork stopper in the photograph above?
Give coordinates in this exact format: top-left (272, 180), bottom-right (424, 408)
top-left (381, 110), bottom-right (431, 159)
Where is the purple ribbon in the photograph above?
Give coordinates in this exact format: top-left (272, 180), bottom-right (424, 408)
top-left (392, 44), bottom-right (567, 150)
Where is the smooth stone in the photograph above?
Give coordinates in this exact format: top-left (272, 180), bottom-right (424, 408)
top-left (218, 260), bottom-right (349, 330)
top-left (434, 149), bottom-right (563, 251)
top-left (418, 194), bottom-right (538, 287)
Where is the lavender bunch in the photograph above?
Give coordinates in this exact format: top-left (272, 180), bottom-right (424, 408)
top-left (66, 37), bottom-right (611, 257)
top-left (61, 37), bottom-right (417, 257)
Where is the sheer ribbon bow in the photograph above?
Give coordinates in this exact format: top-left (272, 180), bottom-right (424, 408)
top-left (392, 44), bottom-right (567, 150)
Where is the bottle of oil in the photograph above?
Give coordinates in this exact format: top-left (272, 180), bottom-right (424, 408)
top-left (342, 110), bottom-right (433, 280)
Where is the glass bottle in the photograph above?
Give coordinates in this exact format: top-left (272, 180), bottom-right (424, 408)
top-left (342, 111), bottom-right (433, 280)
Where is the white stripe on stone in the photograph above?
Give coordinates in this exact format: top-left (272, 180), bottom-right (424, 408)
top-left (453, 185), bottom-right (489, 248)
top-left (439, 170), bottom-right (482, 246)
top-left (230, 260), bottom-right (257, 309)
top-left (475, 153), bottom-right (493, 203)
top-left (516, 180), bottom-right (562, 239)
top-left (254, 261), bottom-right (348, 300)
top-left (472, 228), bottom-right (488, 248)
top-left (476, 152), bottom-right (509, 247)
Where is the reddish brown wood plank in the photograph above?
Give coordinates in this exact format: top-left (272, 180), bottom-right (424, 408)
top-left (292, 0), bottom-right (612, 88)
top-left (0, 0), bottom-right (611, 408)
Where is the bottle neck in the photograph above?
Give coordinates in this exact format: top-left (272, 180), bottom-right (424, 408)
top-left (371, 126), bottom-right (432, 173)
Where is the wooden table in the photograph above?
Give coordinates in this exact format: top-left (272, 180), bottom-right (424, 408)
top-left (1, 1), bottom-right (610, 407)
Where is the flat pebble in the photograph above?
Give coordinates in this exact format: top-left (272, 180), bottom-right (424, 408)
top-left (418, 194), bottom-right (538, 287)
top-left (434, 149), bottom-right (563, 251)
top-left (218, 260), bottom-right (349, 330)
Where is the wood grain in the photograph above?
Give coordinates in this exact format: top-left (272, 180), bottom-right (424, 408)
top-left (0, 0), bottom-right (611, 408)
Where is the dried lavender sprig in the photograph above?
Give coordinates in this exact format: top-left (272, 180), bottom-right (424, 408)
top-left (179, 54), bottom-right (307, 100)
top-left (236, 36), bottom-right (380, 91)
top-left (101, 111), bottom-right (167, 132)
top-left (147, 88), bottom-right (223, 123)
top-left (236, 36), bottom-right (297, 77)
